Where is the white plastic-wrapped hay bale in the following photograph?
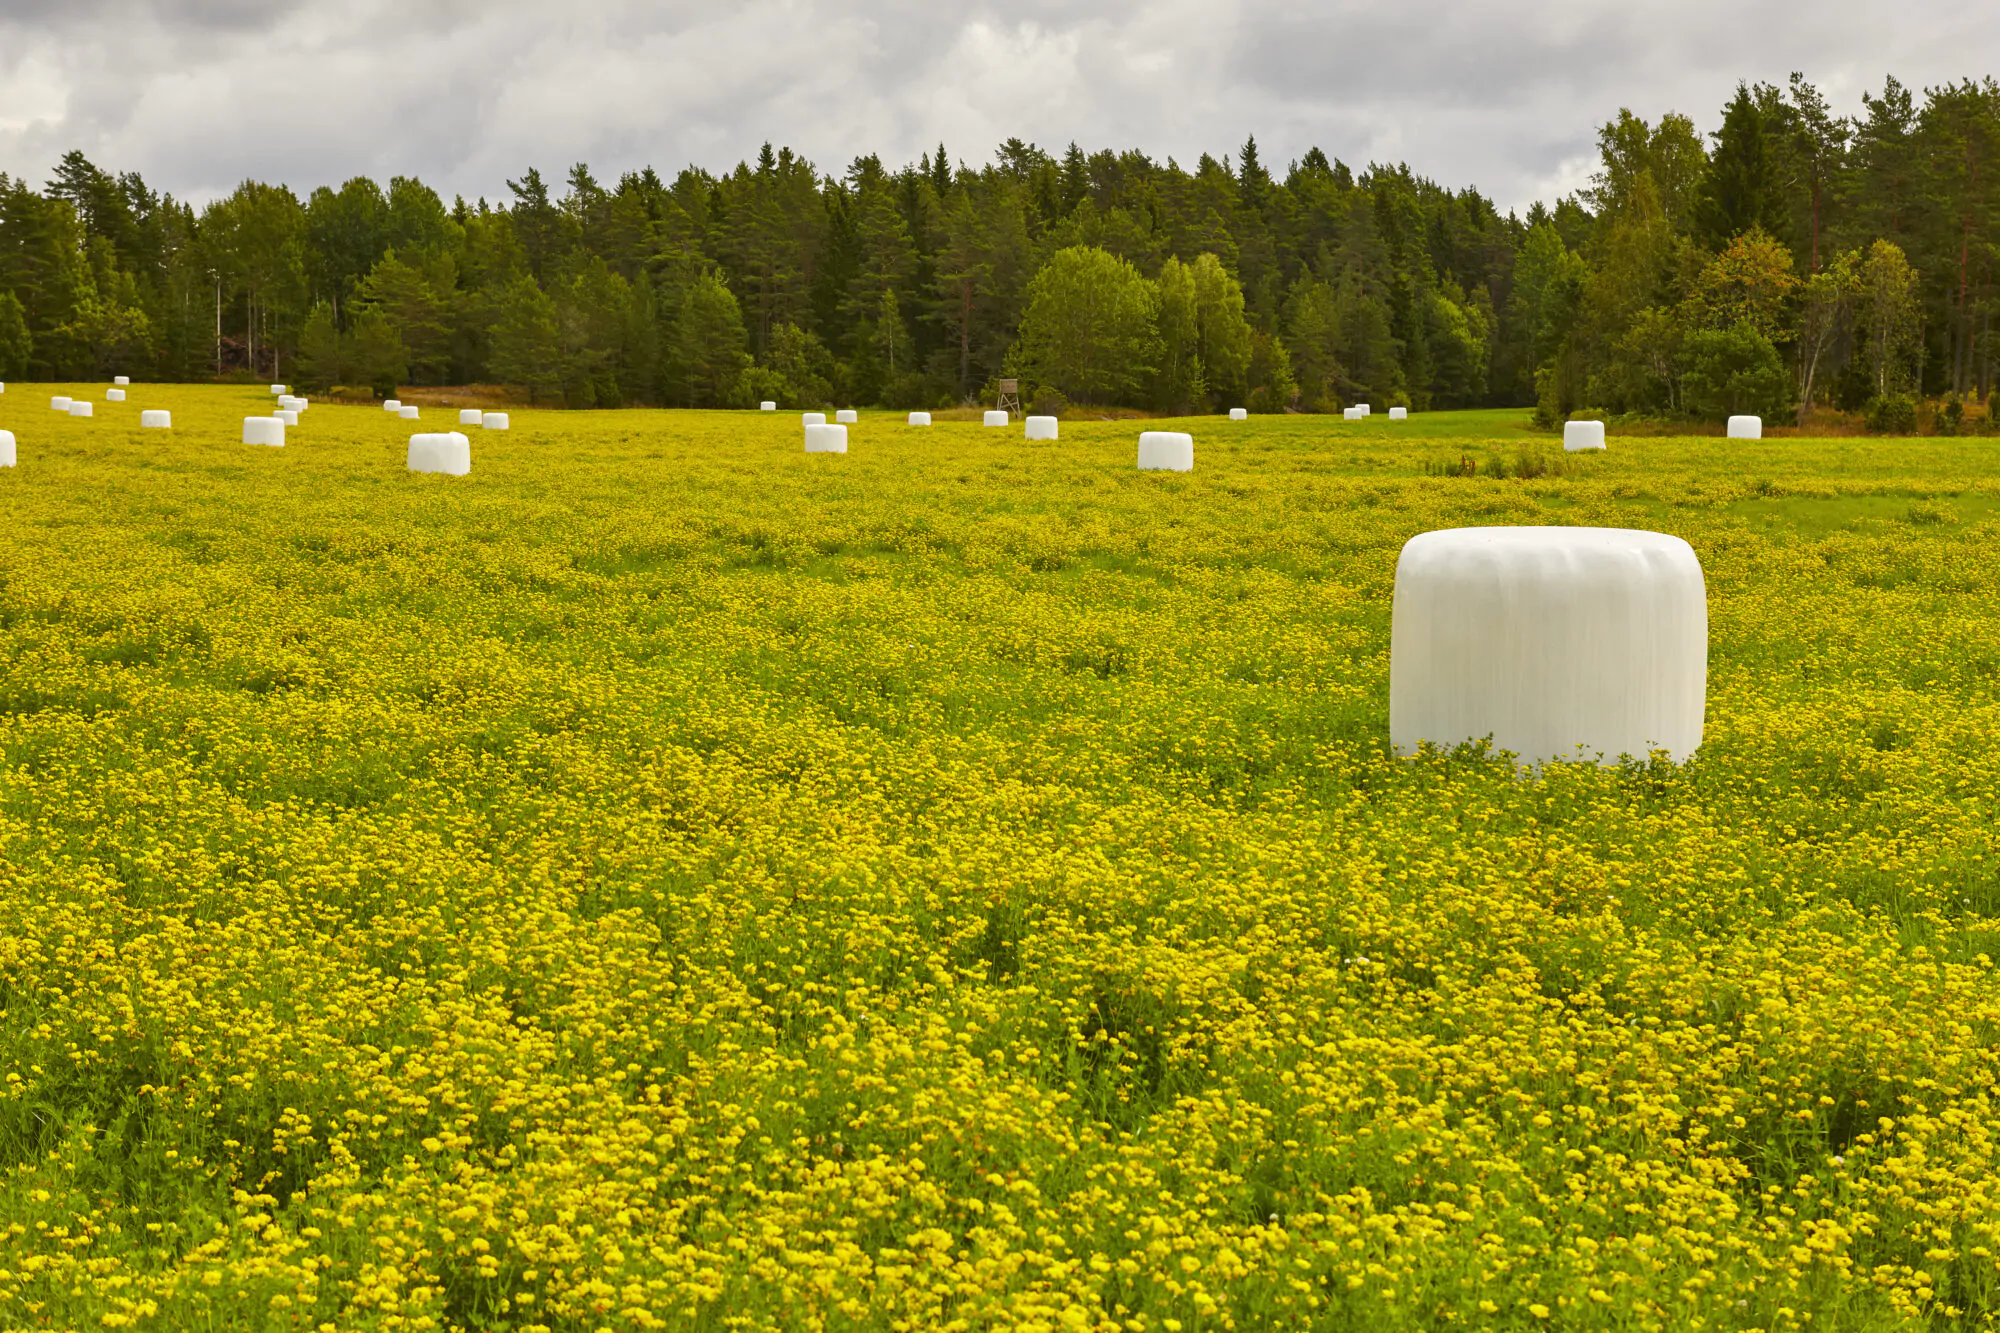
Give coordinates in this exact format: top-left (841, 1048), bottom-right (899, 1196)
top-left (760, 401), bottom-right (776, 411)
top-left (805, 422), bottom-right (848, 453)
top-left (51, 396), bottom-right (71, 412)
top-left (983, 410), bottom-right (1008, 427)
top-left (835, 409), bottom-right (858, 424)
top-left (407, 431), bottom-right (471, 476)
top-left (243, 416), bottom-right (284, 447)
top-left (1024, 415), bottom-right (1058, 440)
top-left (1389, 407), bottom-right (1408, 420)
top-left (276, 410), bottom-right (299, 426)
top-left (0, 430), bottom-right (13, 467)
top-left (279, 395), bottom-right (302, 412)
top-left (270, 384), bottom-right (288, 395)
top-left (292, 397), bottom-right (307, 412)
top-left (399, 405), bottom-right (419, 420)
top-left (113, 376), bottom-right (130, 387)
top-left (1229, 407), bottom-right (1247, 421)
top-left (802, 412), bottom-right (826, 427)
top-left (106, 388), bottom-right (125, 402)
top-left (482, 413), bottom-right (509, 430)
top-left (459, 409), bottom-right (483, 426)
top-left (140, 410), bottom-right (171, 429)
top-left (1137, 431), bottom-right (1193, 472)
top-left (69, 400), bottom-right (93, 418)
top-left (384, 399), bottom-right (402, 412)
top-left (1389, 526), bottom-right (1707, 767)
top-left (1563, 420), bottom-right (1607, 452)
top-left (1728, 415), bottom-right (1762, 439)
top-left (1357, 404), bottom-right (1371, 416)
top-left (1342, 406), bottom-right (1362, 421)
top-left (908, 412), bottom-right (931, 426)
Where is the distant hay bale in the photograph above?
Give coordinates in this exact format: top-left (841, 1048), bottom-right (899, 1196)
top-left (1728, 415), bottom-right (1762, 439)
top-left (113, 376), bottom-right (129, 387)
top-left (459, 409), bottom-right (483, 426)
top-left (1563, 421), bottom-right (1607, 452)
top-left (1342, 406), bottom-right (1362, 421)
top-left (384, 399), bottom-right (402, 412)
top-left (106, 388), bottom-right (126, 402)
top-left (0, 430), bottom-right (13, 467)
top-left (270, 384), bottom-right (287, 395)
top-left (407, 431), bottom-right (472, 476)
top-left (68, 401), bottom-right (93, 418)
top-left (1389, 407), bottom-right (1408, 420)
top-left (802, 412), bottom-right (826, 427)
top-left (51, 396), bottom-right (70, 412)
top-left (907, 412), bottom-right (931, 426)
top-left (1137, 431), bottom-right (1193, 472)
top-left (482, 413), bottom-right (509, 430)
top-left (836, 409), bottom-right (858, 423)
top-left (276, 410), bottom-right (299, 426)
top-left (760, 401), bottom-right (776, 411)
top-left (805, 423), bottom-right (848, 454)
top-left (1390, 526), bottom-right (1707, 766)
top-left (1229, 408), bottom-right (1247, 420)
top-left (140, 411), bottom-right (171, 429)
top-left (399, 406), bottom-right (419, 420)
top-left (983, 410), bottom-right (1008, 427)
top-left (242, 416), bottom-right (284, 447)
top-left (1357, 404), bottom-right (1371, 416)
top-left (1025, 415), bottom-right (1058, 440)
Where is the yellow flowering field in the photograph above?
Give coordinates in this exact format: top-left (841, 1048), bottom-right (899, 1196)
top-left (1, 387), bottom-right (1998, 1331)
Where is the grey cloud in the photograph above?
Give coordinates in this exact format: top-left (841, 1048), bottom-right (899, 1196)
top-left (0, 0), bottom-right (1995, 213)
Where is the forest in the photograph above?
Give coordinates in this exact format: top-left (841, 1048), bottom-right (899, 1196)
top-left (0, 73), bottom-right (1992, 424)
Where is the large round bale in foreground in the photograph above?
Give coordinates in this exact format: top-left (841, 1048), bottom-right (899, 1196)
top-left (459, 409), bottom-right (482, 426)
top-left (1229, 407), bottom-right (1247, 421)
top-left (1025, 415), bottom-right (1058, 440)
top-left (1137, 431), bottom-right (1193, 472)
top-left (760, 401), bottom-right (776, 411)
top-left (0, 430), bottom-right (13, 467)
top-left (1389, 406), bottom-right (1408, 420)
top-left (399, 405), bottom-right (420, 420)
top-left (69, 401), bottom-right (93, 418)
top-left (802, 412), bottom-right (826, 427)
top-left (51, 396), bottom-right (70, 412)
top-left (983, 410), bottom-right (1008, 427)
top-left (805, 423), bottom-right (848, 454)
top-left (1728, 415), bottom-right (1763, 440)
top-left (1563, 420), bottom-right (1607, 451)
top-left (242, 417), bottom-right (284, 447)
top-left (106, 388), bottom-right (126, 402)
top-left (1389, 527), bottom-right (1707, 766)
top-left (907, 412), bottom-right (931, 426)
top-left (140, 410), bottom-right (171, 429)
top-left (114, 376), bottom-right (130, 387)
top-left (383, 399), bottom-right (402, 412)
top-left (482, 413), bottom-right (509, 430)
top-left (408, 432), bottom-right (471, 476)
top-left (835, 409), bottom-right (859, 424)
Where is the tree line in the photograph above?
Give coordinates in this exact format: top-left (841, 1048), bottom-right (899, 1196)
top-left (0, 73), bottom-right (1993, 423)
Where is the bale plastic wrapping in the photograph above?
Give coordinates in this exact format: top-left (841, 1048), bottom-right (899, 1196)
top-left (384, 399), bottom-right (402, 412)
top-left (270, 384), bottom-right (287, 395)
top-left (399, 406), bottom-right (419, 420)
top-left (836, 409), bottom-right (859, 424)
top-left (276, 410), bottom-right (299, 426)
top-left (140, 411), bottom-right (170, 429)
top-left (1343, 406), bottom-right (1362, 421)
top-left (1025, 415), bottom-right (1058, 440)
top-left (51, 396), bottom-right (70, 411)
top-left (1229, 408), bottom-right (1247, 420)
top-left (1728, 415), bottom-right (1762, 439)
top-left (802, 412), bottom-right (826, 427)
top-left (760, 401), bottom-right (776, 411)
top-left (482, 413), bottom-right (509, 430)
top-left (1389, 407), bottom-right (1408, 420)
top-left (113, 376), bottom-right (130, 387)
top-left (1389, 526), bottom-right (1707, 766)
top-left (983, 410), bottom-right (1008, 426)
top-left (459, 409), bottom-right (483, 426)
top-left (907, 412), bottom-right (931, 426)
top-left (805, 423), bottom-right (848, 454)
top-left (69, 401), bottom-right (93, 418)
top-left (1137, 431), bottom-right (1194, 472)
top-left (106, 388), bottom-right (125, 402)
top-left (1563, 421), bottom-right (1607, 451)
top-left (407, 432), bottom-right (472, 476)
top-left (0, 430), bottom-right (13, 467)
top-left (242, 417), bottom-right (284, 447)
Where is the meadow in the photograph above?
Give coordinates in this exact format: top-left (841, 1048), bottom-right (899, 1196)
top-left (0, 385), bottom-right (1997, 1331)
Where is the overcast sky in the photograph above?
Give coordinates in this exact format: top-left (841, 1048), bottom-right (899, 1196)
top-left (0, 0), bottom-right (1993, 215)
